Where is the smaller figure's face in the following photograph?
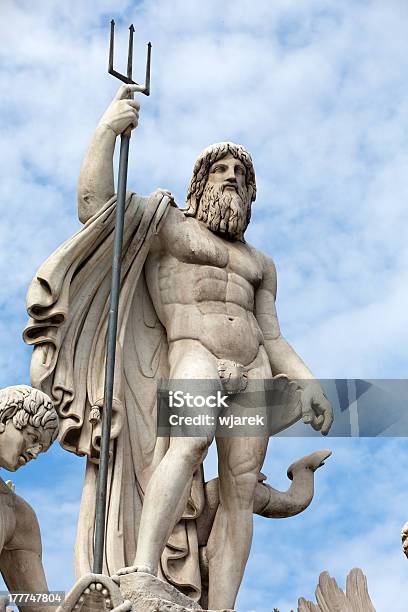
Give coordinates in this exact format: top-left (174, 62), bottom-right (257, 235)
top-left (207, 153), bottom-right (247, 193)
top-left (0, 421), bottom-right (45, 472)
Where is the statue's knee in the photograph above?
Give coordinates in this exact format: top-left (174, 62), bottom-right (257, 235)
top-left (233, 470), bottom-right (258, 496)
top-left (221, 458), bottom-right (260, 506)
top-left (178, 437), bottom-right (210, 469)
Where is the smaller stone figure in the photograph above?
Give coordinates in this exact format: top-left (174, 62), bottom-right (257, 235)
top-left (0, 385), bottom-right (58, 612)
top-left (297, 568), bottom-right (376, 612)
top-left (401, 521), bottom-right (408, 559)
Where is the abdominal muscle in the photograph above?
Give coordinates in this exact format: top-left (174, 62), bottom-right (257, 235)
top-left (144, 239), bottom-right (265, 366)
top-left (164, 304), bottom-right (264, 366)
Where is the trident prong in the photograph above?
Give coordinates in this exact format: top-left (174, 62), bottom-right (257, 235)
top-left (108, 19), bottom-right (151, 96)
top-left (127, 24), bottom-right (135, 81)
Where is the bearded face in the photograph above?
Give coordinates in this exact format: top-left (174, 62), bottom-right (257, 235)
top-left (196, 181), bottom-right (252, 241)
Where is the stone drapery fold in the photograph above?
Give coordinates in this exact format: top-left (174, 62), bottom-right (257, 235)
top-left (24, 191), bottom-right (204, 601)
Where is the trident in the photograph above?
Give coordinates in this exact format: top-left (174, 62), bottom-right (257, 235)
top-left (93, 20), bottom-right (152, 575)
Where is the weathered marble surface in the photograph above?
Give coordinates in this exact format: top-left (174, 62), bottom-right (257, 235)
top-left (119, 573), bottom-right (228, 611)
top-left (57, 573), bottom-right (233, 612)
top-left (56, 574), bottom-right (131, 612)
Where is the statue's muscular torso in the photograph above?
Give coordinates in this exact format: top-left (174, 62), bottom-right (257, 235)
top-left (144, 206), bottom-right (266, 366)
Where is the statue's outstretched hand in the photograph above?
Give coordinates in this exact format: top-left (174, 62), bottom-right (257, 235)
top-left (300, 381), bottom-right (333, 436)
top-left (99, 84), bottom-right (141, 136)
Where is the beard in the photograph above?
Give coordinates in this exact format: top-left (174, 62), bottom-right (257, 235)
top-left (196, 183), bottom-right (251, 240)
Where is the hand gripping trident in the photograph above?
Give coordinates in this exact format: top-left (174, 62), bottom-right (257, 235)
top-left (93, 20), bottom-right (152, 575)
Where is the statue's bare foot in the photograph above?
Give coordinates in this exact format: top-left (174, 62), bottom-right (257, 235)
top-left (113, 563), bottom-right (156, 580)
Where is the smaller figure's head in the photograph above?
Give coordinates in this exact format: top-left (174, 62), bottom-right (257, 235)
top-left (0, 385), bottom-right (58, 472)
top-left (184, 142), bottom-right (257, 241)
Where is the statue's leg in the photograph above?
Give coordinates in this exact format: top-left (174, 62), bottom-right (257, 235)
top-left (132, 436), bottom-right (211, 574)
top-left (206, 434), bottom-right (268, 609)
top-left (207, 347), bottom-right (271, 610)
top-left (131, 340), bottom-right (219, 575)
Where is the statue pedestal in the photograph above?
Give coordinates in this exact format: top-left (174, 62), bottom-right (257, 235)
top-left (58, 572), bottom-right (234, 612)
top-left (119, 572), bottom-right (234, 612)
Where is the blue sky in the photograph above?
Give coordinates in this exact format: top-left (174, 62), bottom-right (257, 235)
top-left (1, 0), bottom-right (408, 610)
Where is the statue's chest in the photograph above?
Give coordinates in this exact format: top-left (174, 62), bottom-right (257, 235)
top-left (161, 213), bottom-right (261, 285)
top-left (165, 217), bottom-right (229, 268)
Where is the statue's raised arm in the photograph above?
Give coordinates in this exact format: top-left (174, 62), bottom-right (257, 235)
top-left (77, 85), bottom-right (140, 223)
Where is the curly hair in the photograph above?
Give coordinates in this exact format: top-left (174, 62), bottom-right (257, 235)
top-left (183, 142), bottom-right (257, 217)
top-left (0, 385), bottom-right (58, 446)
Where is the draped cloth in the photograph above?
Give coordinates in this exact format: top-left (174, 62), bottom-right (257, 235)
top-left (23, 191), bottom-right (204, 601)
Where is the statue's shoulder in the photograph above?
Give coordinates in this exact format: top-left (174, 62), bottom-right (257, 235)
top-left (6, 492), bottom-right (34, 523)
top-left (155, 198), bottom-right (191, 235)
top-left (245, 243), bottom-right (276, 271)
top-left (0, 477), bottom-right (16, 502)
top-left (4, 493), bottom-right (41, 552)
top-left (137, 190), bottom-right (183, 219)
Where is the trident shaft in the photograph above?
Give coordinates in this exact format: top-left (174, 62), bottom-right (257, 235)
top-left (93, 20), bottom-right (152, 575)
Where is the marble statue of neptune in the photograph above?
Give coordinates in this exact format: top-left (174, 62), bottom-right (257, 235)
top-left (24, 85), bottom-right (333, 610)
